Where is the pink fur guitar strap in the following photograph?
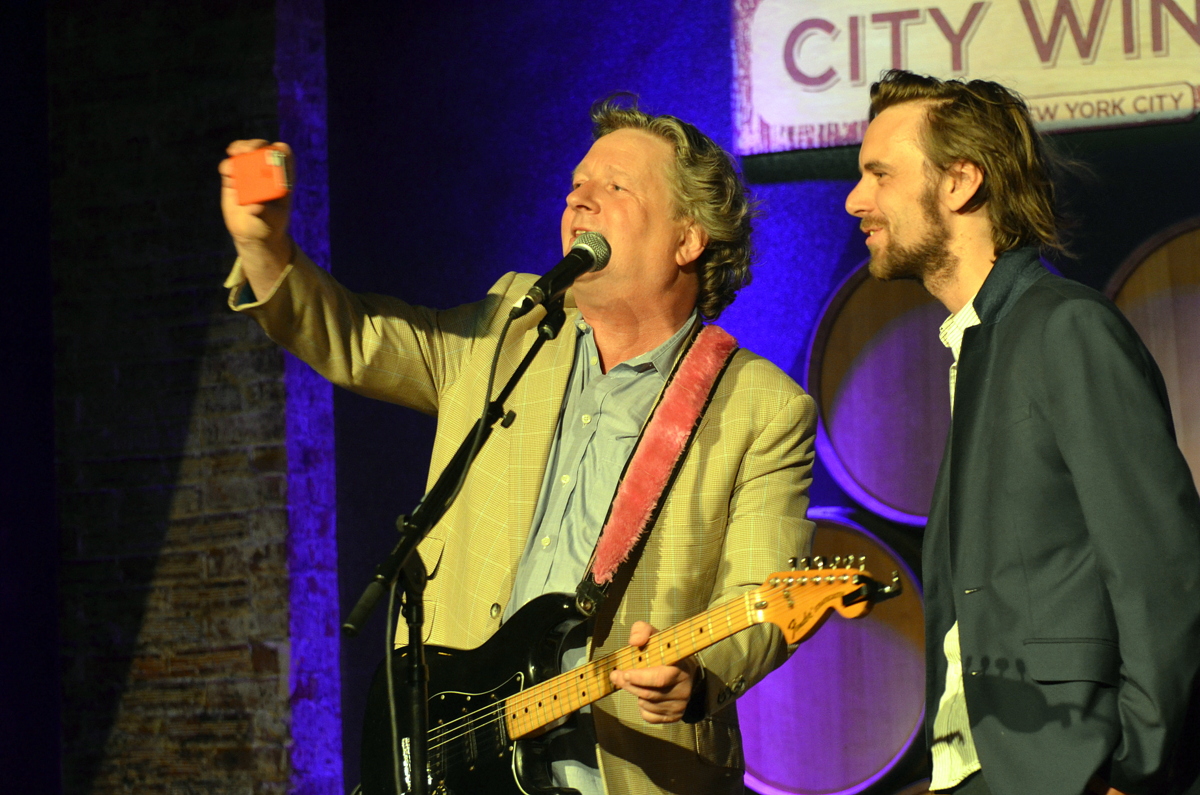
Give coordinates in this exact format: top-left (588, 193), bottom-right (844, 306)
top-left (574, 323), bottom-right (739, 617)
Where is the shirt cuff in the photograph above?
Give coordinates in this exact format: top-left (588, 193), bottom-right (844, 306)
top-left (223, 257), bottom-right (293, 310)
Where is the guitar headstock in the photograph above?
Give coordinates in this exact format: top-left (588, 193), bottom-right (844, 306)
top-left (749, 556), bottom-right (902, 644)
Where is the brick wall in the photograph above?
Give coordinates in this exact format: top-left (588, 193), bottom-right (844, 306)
top-left (47, 2), bottom-right (334, 791)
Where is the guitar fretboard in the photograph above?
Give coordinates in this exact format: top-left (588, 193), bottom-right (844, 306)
top-left (504, 591), bottom-right (757, 739)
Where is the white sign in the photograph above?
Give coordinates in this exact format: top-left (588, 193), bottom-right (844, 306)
top-left (733, 0), bottom-right (1200, 154)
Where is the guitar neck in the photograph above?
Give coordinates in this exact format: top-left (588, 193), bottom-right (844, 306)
top-left (501, 566), bottom-right (885, 740)
top-left (503, 592), bottom-right (757, 739)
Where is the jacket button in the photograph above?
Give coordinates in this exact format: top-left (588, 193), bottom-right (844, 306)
top-left (490, 603), bottom-right (501, 619)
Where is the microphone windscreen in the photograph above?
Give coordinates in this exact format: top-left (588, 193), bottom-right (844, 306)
top-left (570, 231), bottom-right (611, 271)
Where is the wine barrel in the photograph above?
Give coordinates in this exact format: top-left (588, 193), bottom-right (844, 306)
top-left (740, 509), bottom-right (926, 795)
top-left (1106, 217), bottom-right (1200, 496)
top-left (804, 264), bottom-right (951, 525)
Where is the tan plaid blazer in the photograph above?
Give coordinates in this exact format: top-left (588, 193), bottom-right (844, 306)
top-left (229, 252), bottom-right (816, 794)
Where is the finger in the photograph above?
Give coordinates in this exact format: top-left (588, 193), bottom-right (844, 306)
top-left (637, 699), bottom-right (685, 724)
top-left (639, 711), bottom-right (677, 725)
top-left (608, 670), bottom-right (652, 699)
top-left (220, 183), bottom-right (267, 217)
top-left (226, 138), bottom-right (271, 156)
top-left (627, 621), bottom-right (656, 647)
top-left (612, 675), bottom-right (690, 706)
top-left (619, 667), bottom-right (684, 691)
top-left (622, 683), bottom-right (688, 703)
top-left (639, 706), bottom-right (675, 721)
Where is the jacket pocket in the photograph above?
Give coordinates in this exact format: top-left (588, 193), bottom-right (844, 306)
top-left (997, 402), bottom-right (1032, 427)
top-left (1022, 638), bottom-right (1119, 685)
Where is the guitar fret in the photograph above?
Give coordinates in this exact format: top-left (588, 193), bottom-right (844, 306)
top-left (499, 569), bottom-right (871, 742)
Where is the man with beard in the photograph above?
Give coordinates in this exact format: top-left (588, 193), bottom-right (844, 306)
top-left (845, 70), bottom-right (1200, 795)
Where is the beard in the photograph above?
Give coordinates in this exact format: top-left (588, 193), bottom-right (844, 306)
top-left (865, 181), bottom-right (955, 288)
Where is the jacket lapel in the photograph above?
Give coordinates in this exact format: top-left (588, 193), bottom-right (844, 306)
top-left (947, 323), bottom-right (985, 564)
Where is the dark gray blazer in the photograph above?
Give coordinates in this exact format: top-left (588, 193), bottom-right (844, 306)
top-left (923, 248), bottom-right (1200, 795)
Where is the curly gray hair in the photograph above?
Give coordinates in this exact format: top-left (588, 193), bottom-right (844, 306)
top-left (590, 97), bottom-right (755, 320)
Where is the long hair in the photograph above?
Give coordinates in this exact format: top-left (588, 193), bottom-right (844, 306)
top-left (869, 70), bottom-right (1068, 256)
top-left (590, 96), bottom-right (754, 320)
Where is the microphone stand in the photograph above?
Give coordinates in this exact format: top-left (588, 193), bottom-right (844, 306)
top-left (342, 299), bottom-right (569, 795)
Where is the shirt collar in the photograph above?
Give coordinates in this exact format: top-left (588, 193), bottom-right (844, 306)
top-left (575, 309), bottom-right (700, 375)
top-left (938, 295), bottom-right (981, 363)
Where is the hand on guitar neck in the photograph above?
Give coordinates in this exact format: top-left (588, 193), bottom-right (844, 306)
top-left (610, 621), bottom-right (699, 724)
top-left (360, 563), bottom-right (903, 794)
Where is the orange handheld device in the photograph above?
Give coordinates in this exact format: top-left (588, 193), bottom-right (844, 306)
top-left (231, 146), bottom-right (291, 205)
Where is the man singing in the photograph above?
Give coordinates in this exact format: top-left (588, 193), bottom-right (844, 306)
top-left (846, 70), bottom-right (1200, 795)
top-left (220, 99), bottom-right (815, 794)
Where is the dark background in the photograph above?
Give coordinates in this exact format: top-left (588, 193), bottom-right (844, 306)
top-left (5, 0), bottom-right (1198, 792)
top-left (2, 0), bottom-right (58, 791)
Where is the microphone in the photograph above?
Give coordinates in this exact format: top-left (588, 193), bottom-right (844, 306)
top-left (509, 231), bottom-right (611, 319)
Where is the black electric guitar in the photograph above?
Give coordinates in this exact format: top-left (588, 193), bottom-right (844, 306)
top-left (360, 560), bottom-right (900, 795)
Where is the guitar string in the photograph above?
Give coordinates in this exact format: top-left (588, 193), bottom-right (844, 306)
top-left (420, 576), bottom-right (853, 769)
top-left (419, 599), bottom-right (739, 762)
top-left (503, 596), bottom-right (747, 729)
top-left (498, 575), bottom-right (852, 731)
top-left (424, 590), bottom-right (758, 753)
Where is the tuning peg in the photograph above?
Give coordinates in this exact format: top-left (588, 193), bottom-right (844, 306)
top-left (833, 555), bottom-right (843, 568)
top-left (799, 556), bottom-right (811, 570)
top-left (787, 556), bottom-right (798, 568)
top-left (859, 556), bottom-right (867, 571)
top-left (875, 571), bottom-right (904, 599)
top-left (814, 556), bottom-right (825, 569)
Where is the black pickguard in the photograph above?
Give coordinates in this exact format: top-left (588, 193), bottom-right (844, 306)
top-left (360, 592), bottom-right (588, 795)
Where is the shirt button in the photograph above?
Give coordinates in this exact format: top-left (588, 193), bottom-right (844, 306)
top-left (490, 603), bottom-right (501, 618)
top-left (590, 356), bottom-right (598, 366)
top-left (560, 474), bottom-right (570, 485)
top-left (541, 537), bottom-right (551, 548)
top-left (581, 414), bottom-right (591, 425)
top-left (577, 321), bottom-right (587, 331)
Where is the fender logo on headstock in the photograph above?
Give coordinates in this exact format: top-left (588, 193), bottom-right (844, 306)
top-left (787, 589), bottom-right (841, 633)
top-left (758, 565), bottom-right (900, 644)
